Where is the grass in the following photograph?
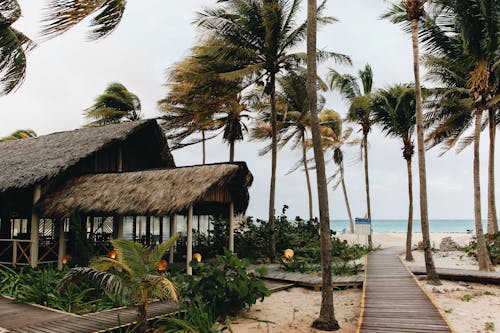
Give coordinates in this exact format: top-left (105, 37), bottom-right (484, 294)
top-left (460, 294), bottom-right (473, 302)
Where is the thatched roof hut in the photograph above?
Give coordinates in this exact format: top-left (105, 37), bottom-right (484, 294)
top-left (37, 163), bottom-right (252, 218)
top-left (0, 120), bottom-right (174, 193)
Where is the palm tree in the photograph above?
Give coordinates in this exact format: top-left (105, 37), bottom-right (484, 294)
top-left (0, 0), bottom-right (36, 95)
top-left (41, 0), bottom-right (127, 41)
top-left (0, 129), bottom-right (36, 142)
top-left (196, 0), bottom-right (310, 261)
top-left (382, 0), bottom-right (441, 283)
top-left (372, 84), bottom-right (419, 261)
top-left (84, 82), bottom-right (141, 126)
top-left (328, 64), bottom-right (375, 247)
top-left (422, 0), bottom-right (499, 240)
top-left (159, 44), bottom-right (248, 163)
top-left (318, 109), bottom-right (357, 234)
top-left (307, 0), bottom-right (339, 329)
top-left (60, 236), bottom-right (179, 333)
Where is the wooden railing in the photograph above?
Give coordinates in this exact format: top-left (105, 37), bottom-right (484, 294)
top-left (0, 239), bottom-right (59, 267)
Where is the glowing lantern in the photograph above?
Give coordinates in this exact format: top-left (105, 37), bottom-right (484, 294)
top-left (108, 249), bottom-right (117, 260)
top-left (61, 255), bottom-right (69, 265)
top-left (156, 260), bottom-right (168, 273)
top-left (284, 249), bottom-right (294, 259)
top-left (192, 253), bottom-right (202, 263)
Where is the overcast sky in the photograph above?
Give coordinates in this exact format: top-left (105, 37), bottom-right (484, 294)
top-left (1, 1), bottom-right (497, 220)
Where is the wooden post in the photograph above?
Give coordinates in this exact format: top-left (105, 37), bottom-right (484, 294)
top-left (12, 240), bottom-right (17, 267)
top-left (30, 184), bottom-right (41, 268)
top-left (113, 216), bottom-right (124, 239)
top-left (169, 215), bottom-right (176, 264)
top-left (229, 202), bottom-right (235, 252)
top-left (159, 217), bottom-right (163, 243)
top-left (146, 216), bottom-right (151, 246)
top-left (57, 220), bottom-right (66, 271)
top-left (187, 206), bottom-right (193, 275)
top-left (117, 145), bottom-right (123, 172)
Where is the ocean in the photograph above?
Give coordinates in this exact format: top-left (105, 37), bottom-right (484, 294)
top-left (330, 219), bottom-right (487, 233)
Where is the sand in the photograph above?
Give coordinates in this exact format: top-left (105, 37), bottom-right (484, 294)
top-left (232, 232), bottom-right (498, 333)
top-left (422, 281), bottom-right (500, 333)
top-left (230, 287), bottom-right (361, 333)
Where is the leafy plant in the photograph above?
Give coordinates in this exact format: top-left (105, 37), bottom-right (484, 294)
top-left (156, 297), bottom-right (229, 333)
top-left (182, 250), bottom-right (270, 320)
top-left (485, 322), bottom-right (495, 331)
top-left (461, 294), bottom-right (473, 302)
top-left (60, 235), bottom-right (180, 333)
top-left (465, 232), bottom-right (500, 265)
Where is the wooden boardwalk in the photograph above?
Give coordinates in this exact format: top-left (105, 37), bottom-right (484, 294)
top-left (358, 248), bottom-right (453, 333)
top-left (250, 264), bottom-right (364, 290)
top-left (0, 296), bottom-right (176, 333)
top-left (410, 266), bottom-right (500, 285)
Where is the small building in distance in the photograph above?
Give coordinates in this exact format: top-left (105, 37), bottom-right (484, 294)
top-left (0, 119), bottom-right (252, 274)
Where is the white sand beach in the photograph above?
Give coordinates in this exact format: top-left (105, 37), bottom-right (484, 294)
top-left (233, 232), bottom-right (499, 333)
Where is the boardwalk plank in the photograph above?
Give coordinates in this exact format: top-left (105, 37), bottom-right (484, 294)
top-left (358, 247), bottom-right (453, 333)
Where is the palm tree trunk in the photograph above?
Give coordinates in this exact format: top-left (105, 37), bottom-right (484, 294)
top-left (201, 130), bottom-right (206, 165)
top-left (229, 141), bottom-right (235, 162)
top-left (487, 109), bottom-right (498, 234)
top-left (137, 302), bottom-right (147, 333)
top-left (363, 134), bottom-right (373, 247)
top-left (405, 156), bottom-right (414, 261)
top-left (268, 77), bottom-right (277, 261)
top-left (308, 0), bottom-right (339, 330)
top-left (340, 163), bottom-right (354, 233)
top-left (411, 17), bottom-right (440, 284)
top-left (473, 108), bottom-right (492, 271)
top-left (302, 133), bottom-right (314, 221)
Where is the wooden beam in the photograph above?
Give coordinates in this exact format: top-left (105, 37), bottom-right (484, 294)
top-left (57, 219), bottom-right (66, 271)
top-left (169, 215), bottom-right (176, 264)
top-left (29, 184), bottom-right (41, 268)
top-left (229, 202), bottom-right (235, 252)
top-left (187, 206), bottom-right (193, 275)
top-left (117, 145), bottom-right (123, 172)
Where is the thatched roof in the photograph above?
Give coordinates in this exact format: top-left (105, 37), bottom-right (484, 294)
top-left (0, 120), bottom-right (174, 193)
top-left (37, 163), bottom-right (253, 218)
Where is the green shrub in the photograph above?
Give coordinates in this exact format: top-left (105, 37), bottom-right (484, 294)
top-left (181, 250), bottom-right (270, 320)
top-left (465, 232), bottom-right (500, 265)
top-left (0, 265), bottom-right (126, 314)
top-left (156, 297), bottom-right (229, 333)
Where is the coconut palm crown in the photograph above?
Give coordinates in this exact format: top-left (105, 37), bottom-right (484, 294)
top-left (60, 235), bottom-right (179, 333)
top-left (0, 0), bottom-right (36, 95)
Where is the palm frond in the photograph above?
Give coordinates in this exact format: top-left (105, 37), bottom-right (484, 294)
top-left (60, 267), bottom-right (125, 297)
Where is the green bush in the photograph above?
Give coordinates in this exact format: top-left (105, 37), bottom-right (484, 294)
top-left (180, 250), bottom-right (270, 320)
top-left (465, 232), bottom-right (500, 265)
top-left (0, 265), bottom-right (126, 314)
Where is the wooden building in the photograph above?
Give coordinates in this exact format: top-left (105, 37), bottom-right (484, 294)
top-left (0, 120), bottom-right (252, 274)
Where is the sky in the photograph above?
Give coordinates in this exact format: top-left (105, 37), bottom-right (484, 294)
top-left (0, 1), bottom-right (497, 220)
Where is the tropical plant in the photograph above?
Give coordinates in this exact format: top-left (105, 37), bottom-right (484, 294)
top-left (307, 0), bottom-right (339, 329)
top-left (196, 0), bottom-right (349, 261)
top-left (0, 0), bottom-right (36, 95)
top-left (372, 84), bottom-right (419, 261)
top-left (159, 44), bottom-right (249, 163)
top-left (60, 236), bottom-right (180, 333)
top-left (41, 0), bottom-right (127, 41)
top-left (318, 109), bottom-right (358, 234)
top-left (421, 0), bottom-right (498, 270)
top-left (328, 64), bottom-right (375, 247)
top-left (382, 0), bottom-right (441, 283)
top-left (84, 82), bottom-right (141, 126)
top-left (181, 250), bottom-right (270, 320)
top-left (0, 129), bottom-right (36, 142)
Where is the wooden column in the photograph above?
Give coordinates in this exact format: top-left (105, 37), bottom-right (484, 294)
top-left (186, 206), bottom-right (193, 275)
top-left (169, 215), bottom-right (176, 264)
top-left (113, 216), bottom-right (124, 239)
top-left (29, 184), bottom-right (41, 268)
top-left (57, 219), bottom-right (66, 271)
top-left (229, 202), bottom-right (235, 252)
top-left (159, 217), bottom-right (163, 243)
top-left (145, 216), bottom-right (151, 246)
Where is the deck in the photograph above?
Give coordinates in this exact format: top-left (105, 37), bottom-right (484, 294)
top-left (250, 263), bottom-right (364, 290)
top-left (358, 247), bottom-right (453, 333)
top-left (0, 296), bottom-right (176, 333)
top-left (410, 266), bottom-right (500, 285)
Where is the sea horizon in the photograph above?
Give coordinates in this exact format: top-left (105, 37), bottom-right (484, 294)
top-left (330, 219), bottom-right (488, 233)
